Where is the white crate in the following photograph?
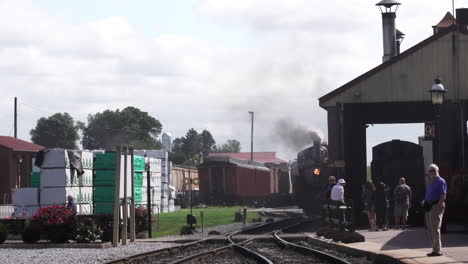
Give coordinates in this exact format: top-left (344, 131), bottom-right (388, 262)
top-left (14, 206), bottom-right (39, 218)
top-left (147, 157), bottom-right (162, 173)
top-left (81, 151), bottom-right (94, 170)
top-left (40, 168), bottom-right (83, 187)
top-left (146, 150), bottom-right (167, 160)
top-left (78, 203), bottom-right (93, 215)
top-left (41, 149), bottom-right (70, 168)
top-left (12, 188), bottom-right (39, 205)
top-left (78, 187), bottom-right (93, 203)
top-left (78, 169), bottom-right (93, 187)
top-left (40, 187), bottom-right (80, 205)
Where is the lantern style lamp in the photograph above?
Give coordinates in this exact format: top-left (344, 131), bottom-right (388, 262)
top-left (429, 78), bottom-right (447, 105)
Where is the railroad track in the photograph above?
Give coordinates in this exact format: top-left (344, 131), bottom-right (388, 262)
top-left (106, 213), bottom-right (353, 264)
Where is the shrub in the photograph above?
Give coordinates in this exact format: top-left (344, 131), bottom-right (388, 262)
top-left (0, 223), bottom-right (8, 244)
top-left (135, 206), bottom-right (149, 234)
top-left (22, 223), bottom-right (41, 244)
top-left (32, 205), bottom-right (76, 243)
top-left (75, 218), bottom-right (103, 243)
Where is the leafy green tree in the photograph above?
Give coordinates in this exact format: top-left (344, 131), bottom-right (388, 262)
top-left (170, 128), bottom-right (217, 165)
top-left (200, 130), bottom-right (216, 156)
top-left (81, 106), bottom-right (162, 149)
top-left (30, 113), bottom-right (80, 149)
top-left (181, 128), bottom-right (200, 156)
top-left (213, 139), bottom-right (242, 153)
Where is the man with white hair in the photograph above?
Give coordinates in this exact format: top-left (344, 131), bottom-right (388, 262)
top-left (424, 164), bottom-right (447, 257)
top-left (330, 178), bottom-right (346, 205)
top-left (67, 195), bottom-right (77, 214)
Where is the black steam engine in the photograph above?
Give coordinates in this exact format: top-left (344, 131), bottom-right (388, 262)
top-left (294, 140), bottom-right (330, 213)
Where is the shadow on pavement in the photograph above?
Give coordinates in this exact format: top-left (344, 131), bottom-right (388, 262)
top-left (380, 228), bottom-right (468, 251)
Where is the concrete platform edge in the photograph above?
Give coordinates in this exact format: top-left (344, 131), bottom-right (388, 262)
top-left (305, 233), bottom-right (463, 264)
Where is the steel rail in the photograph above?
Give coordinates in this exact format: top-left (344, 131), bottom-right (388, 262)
top-left (273, 222), bottom-right (353, 264)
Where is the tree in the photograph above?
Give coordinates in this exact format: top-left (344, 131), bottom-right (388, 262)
top-left (169, 128), bottom-right (217, 165)
top-left (213, 139), bottom-right (242, 153)
top-left (81, 106), bottom-right (162, 149)
top-left (200, 130), bottom-right (216, 156)
top-left (30, 113), bottom-right (80, 149)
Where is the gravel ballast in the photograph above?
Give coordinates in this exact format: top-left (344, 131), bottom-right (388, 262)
top-left (0, 222), bottom-right (260, 264)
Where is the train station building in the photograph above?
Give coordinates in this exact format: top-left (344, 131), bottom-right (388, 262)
top-left (319, 6), bottom-right (468, 225)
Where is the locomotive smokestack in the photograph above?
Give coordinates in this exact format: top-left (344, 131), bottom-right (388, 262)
top-left (313, 139), bottom-right (321, 161)
top-left (376, 0), bottom-right (401, 62)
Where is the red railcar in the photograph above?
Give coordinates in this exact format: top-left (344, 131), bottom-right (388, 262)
top-left (198, 155), bottom-right (287, 206)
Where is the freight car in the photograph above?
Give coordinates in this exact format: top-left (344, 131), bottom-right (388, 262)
top-left (198, 155), bottom-right (293, 207)
top-left (294, 140), bottom-right (329, 213)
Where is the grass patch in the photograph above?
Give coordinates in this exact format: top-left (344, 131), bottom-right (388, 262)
top-left (151, 207), bottom-right (259, 237)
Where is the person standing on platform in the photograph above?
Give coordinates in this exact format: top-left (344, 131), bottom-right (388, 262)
top-left (362, 181), bottom-right (377, 231)
top-left (330, 178), bottom-right (346, 205)
top-left (424, 164), bottom-right (447, 257)
top-left (326, 176), bottom-right (336, 201)
top-left (375, 181), bottom-right (390, 231)
top-left (393, 177), bottom-right (412, 229)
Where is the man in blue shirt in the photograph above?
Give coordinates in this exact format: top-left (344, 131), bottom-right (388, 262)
top-left (424, 164), bottom-right (447, 257)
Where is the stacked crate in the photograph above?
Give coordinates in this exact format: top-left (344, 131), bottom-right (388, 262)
top-left (39, 149), bottom-right (93, 215)
top-left (78, 151), bottom-right (93, 215)
top-left (141, 157), bottom-right (162, 207)
top-left (93, 153), bottom-right (145, 214)
top-left (146, 150), bottom-right (171, 212)
top-left (31, 158), bottom-right (40, 187)
top-left (12, 188), bottom-right (39, 217)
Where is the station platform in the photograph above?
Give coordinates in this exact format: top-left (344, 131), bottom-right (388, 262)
top-left (309, 226), bottom-right (468, 264)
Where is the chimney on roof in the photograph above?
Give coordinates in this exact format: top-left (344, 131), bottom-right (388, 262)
top-left (456, 8), bottom-right (468, 30)
top-left (433, 12), bottom-right (456, 34)
top-left (376, 0), bottom-right (401, 63)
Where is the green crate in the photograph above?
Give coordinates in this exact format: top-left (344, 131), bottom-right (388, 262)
top-left (31, 172), bottom-right (40, 187)
top-left (134, 172), bottom-right (144, 187)
top-left (134, 187), bottom-right (142, 202)
top-left (94, 170), bottom-right (116, 186)
top-left (134, 156), bottom-right (145, 172)
top-left (94, 153), bottom-right (116, 170)
top-left (94, 204), bottom-right (114, 214)
top-left (93, 186), bottom-right (115, 202)
top-left (94, 153), bottom-right (146, 171)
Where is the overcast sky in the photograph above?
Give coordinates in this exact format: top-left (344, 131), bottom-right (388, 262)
top-left (0, 0), bottom-right (460, 162)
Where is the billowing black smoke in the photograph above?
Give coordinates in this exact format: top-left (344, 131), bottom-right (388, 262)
top-left (272, 119), bottom-right (321, 153)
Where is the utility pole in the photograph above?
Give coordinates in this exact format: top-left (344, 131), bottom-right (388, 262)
top-left (14, 97), bottom-right (17, 138)
top-left (249, 111), bottom-right (254, 161)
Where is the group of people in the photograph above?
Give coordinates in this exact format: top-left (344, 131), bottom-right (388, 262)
top-left (324, 163), bottom-right (447, 257)
top-left (361, 178), bottom-right (411, 232)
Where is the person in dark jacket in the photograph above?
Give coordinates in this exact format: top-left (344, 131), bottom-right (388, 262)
top-left (325, 176), bottom-right (336, 201)
top-left (362, 181), bottom-right (377, 231)
top-left (375, 181), bottom-right (390, 231)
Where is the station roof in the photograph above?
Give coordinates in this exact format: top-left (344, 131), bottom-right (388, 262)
top-left (0, 136), bottom-right (45, 152)
top-left (319, 26), bottom-right (468, 108)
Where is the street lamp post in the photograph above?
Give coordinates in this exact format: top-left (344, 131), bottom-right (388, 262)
top-left (248, 111), bottom-right (254, 161)
top-left (429, 78), bottom-right (447, 164)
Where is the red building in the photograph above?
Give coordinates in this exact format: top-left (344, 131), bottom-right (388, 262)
top-left (0, 137), bottom-right (44, 203)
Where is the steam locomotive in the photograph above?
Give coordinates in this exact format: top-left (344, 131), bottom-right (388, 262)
top-left (293, 140), bottom-right (330, 213)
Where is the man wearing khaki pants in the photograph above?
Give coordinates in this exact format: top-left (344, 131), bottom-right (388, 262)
top-left (424, 164), bottom-right (447, 257)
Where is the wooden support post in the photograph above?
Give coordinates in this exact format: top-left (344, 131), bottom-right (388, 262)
top-left (122, 147), bottom-right (128, 245)
top-left (113, 147), bottom-right (122, 247)
top-left (130, 147), bottom-right (136, 242)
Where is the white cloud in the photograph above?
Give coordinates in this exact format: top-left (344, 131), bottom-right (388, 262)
top-left (0, 0), bottom-right (455, 160)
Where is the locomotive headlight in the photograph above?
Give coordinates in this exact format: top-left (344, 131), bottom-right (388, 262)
top-left (313, 168), bottom-right (320, 175)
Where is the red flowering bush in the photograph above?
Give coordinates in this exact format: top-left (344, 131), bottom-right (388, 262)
top-left (32, 205), bottom-right (76, 243)
top-left (135, 206), bottom-right (150, 234)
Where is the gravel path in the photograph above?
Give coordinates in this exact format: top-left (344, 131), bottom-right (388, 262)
top-left (0, 222), bottom-right (260, 264)
top-left (0, 242), bottom-right (177, 264)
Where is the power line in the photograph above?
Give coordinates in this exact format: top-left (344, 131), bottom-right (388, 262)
top-left (19, 102), bottom-right (54, 115)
